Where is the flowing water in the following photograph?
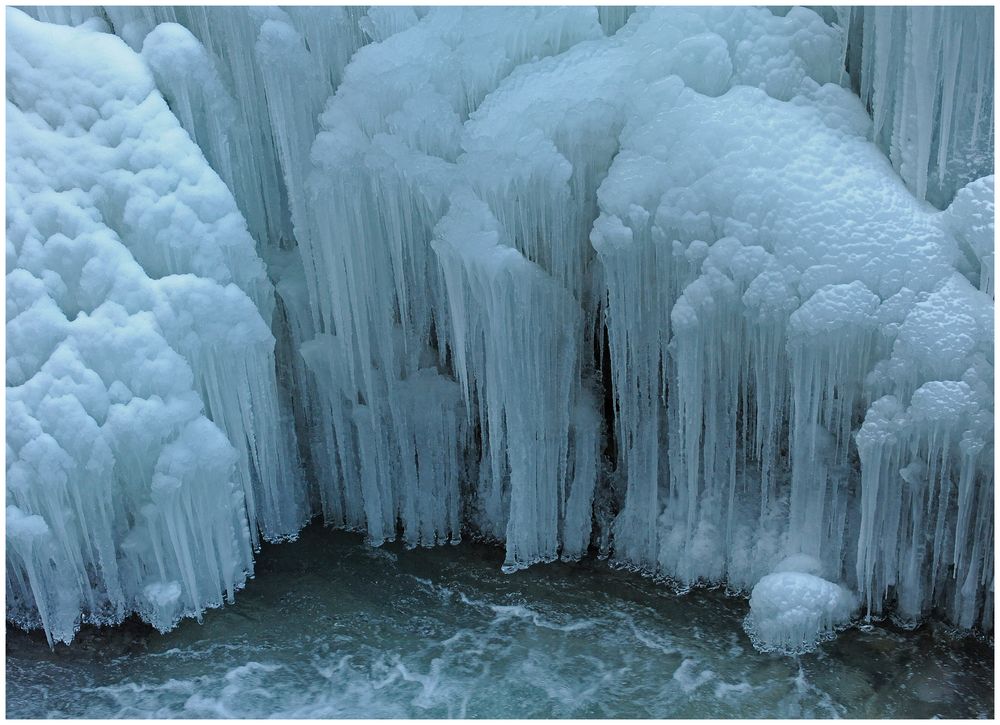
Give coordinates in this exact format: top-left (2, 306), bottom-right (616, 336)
top-left (6, 524), bottom-right (993, 718)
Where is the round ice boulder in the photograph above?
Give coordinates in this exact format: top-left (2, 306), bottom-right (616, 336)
top-left (744, 570), bottom-right (857, 654)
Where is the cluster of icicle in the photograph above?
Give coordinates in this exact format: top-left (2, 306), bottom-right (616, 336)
top-left (842, 7), bottom-right (994, 208)
top-left (7, 6), bottom-right (994, 647)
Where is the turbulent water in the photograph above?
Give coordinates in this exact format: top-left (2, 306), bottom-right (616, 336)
top-left (6, 525), bottom-right (993, 718)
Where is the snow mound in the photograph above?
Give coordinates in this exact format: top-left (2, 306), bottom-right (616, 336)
top-left (745, 570), bottom-right (857, 655)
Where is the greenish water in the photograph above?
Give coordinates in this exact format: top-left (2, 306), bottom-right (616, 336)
top-left (5, 525), bottom-right (994, 718)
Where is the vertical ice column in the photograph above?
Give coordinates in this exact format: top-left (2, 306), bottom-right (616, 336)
top-left (669, 282), bottom-right (740, 582)
top-left (301, 342), bottom-right (466, 548)
top-left (251, 16), bottom-right (346, 510)
top-left (742, 268), bottom-right (799, 522)
top-left (434, 194), bottom-right (589, 568)
top-left (665, 239), bottom-right (779, 585)
top-left (349, 363), bottom-right (466, 548)
top-left (6, 505), bottom-right (65, 642)
top-left (296, 7), bottom-right (603, 551)
top-left (784, 282), bottom-right (880, 574)
top-left (283, 6), bottom-right (371, 90)
top-left (155, 278), bottom-right (310, 544)
top-left (459, 27), bottom-right (631, 532)
top-left (131, 417), bottom-right (255, 632)
top-left (396, 370), bottom-right (465, 547)
top-left (597, 7), bottom-right (635, 36)
top-left (302, 141), bottom-right (456, 545)
top-left (561, 393), bottom-right (603, 559)
top-left (856, 385), bottom-right (993, 626)
top-left (254, 16), bottom-right (332, 247)
top-left (298, 332), bottom-right (367, 532)
top-left (590, 213), bottom-right (676, 569)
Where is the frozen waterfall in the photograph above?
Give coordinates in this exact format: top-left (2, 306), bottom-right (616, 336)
top-left (6, 6), bottom-right (994, 653)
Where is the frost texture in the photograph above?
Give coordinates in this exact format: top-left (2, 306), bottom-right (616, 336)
top-left (8, 6), bottom-right (994, 647)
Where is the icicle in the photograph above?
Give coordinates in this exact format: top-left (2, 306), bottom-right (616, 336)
top-left (785, 282), bottom-right (879, 570)
top-left (561, 393), bottom-right (602, 560)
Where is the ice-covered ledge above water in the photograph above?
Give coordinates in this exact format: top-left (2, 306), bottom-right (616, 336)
top-left (6, 6), bottom-right (994, 650)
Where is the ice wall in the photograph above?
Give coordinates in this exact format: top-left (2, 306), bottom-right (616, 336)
top-left (8, 6), bottom-right (994, 645)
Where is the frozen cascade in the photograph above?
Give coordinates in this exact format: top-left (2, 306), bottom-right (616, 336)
top-left (7, 6), bottom-right (994, 648)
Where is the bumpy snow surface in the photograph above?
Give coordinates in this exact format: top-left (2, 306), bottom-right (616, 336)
top-left (6, 6), bottom-right (995, 653)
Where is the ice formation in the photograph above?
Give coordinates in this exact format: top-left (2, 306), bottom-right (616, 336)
top-left (6, 8), bottom-right (301, 643)
top-left (7, 6), bottom-right (994, 649)
top-left (745, 556), bottom-right (857, 654)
